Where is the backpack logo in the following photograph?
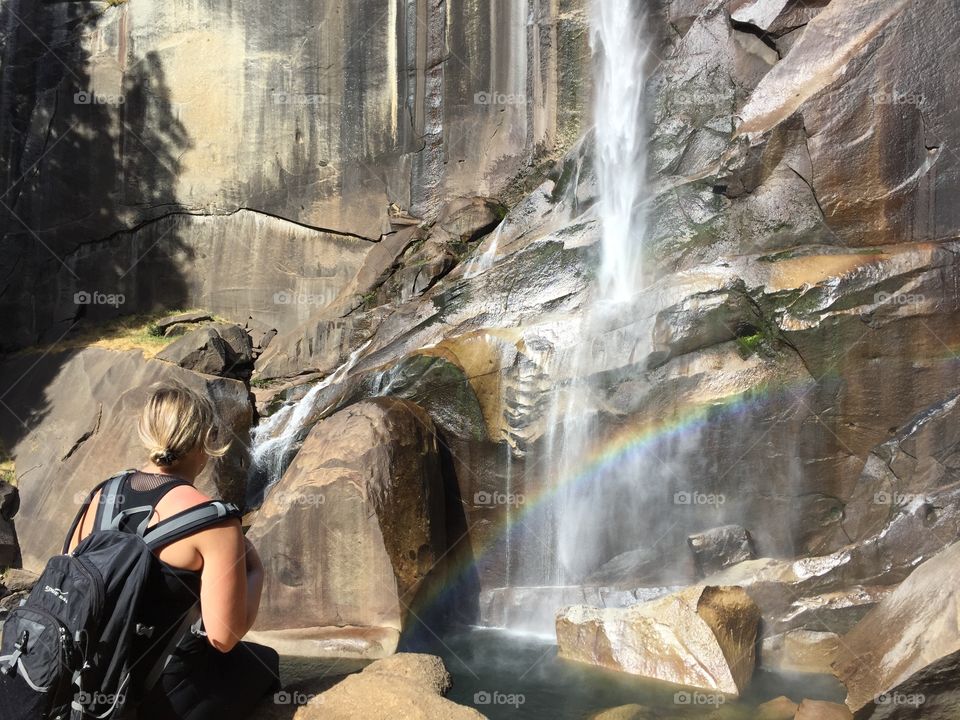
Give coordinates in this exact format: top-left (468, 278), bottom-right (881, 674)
top-left (43, 585), bottom-right (69, 604)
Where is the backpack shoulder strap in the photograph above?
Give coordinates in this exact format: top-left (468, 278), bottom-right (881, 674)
top-left (141, 500), bottom-right (242, 551)
top-left (61, 469), bottom-right (136, 554)
top-left (94, 470), bottom-right (137, 533)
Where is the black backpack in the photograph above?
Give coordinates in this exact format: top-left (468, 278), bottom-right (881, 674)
top-left (0, 469), bottom-right (241, 719)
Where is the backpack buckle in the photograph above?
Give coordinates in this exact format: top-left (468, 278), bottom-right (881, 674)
top-left (135, 623), bottom-right (155, 638)
top-left (1, 630), bottom-right (27, 674)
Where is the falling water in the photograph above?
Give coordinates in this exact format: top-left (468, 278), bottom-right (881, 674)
top-left (553, 0), bottom-right (651, 580)
top-left (501, 0), bottom-right (654, 631)
top-left (592, 0), bottom-right (648, 302)
top-left (463, 222), bottom-right (504, 279)
top-left (247, 340), bottom-right (373, 505)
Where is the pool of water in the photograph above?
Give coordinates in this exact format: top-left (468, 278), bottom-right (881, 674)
top-left (270, 627), bottom-right (846, 719)
top-left (432, 627), bottom-right (845, 719)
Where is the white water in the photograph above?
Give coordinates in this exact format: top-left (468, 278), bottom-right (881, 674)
top-left (248, 340), bottom-right (373, 502)
top-left (507, 0), bottom-right (653, 612)
top-left (463, 222), bottom-right (504, 279)
top-left (592, 0), bottom-right (649, 302)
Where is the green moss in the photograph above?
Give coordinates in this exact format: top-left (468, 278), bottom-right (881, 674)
top-left (360, 291), bottom-right (379, 310)
top-left (735, 332), bottom-right (766, 358)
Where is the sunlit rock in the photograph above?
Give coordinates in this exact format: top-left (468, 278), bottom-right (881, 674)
top-left (556, 585), bottom-right (759, 697)
top-left (292, 653), bottom-right (485, 720)
top-left (795, 700), bottom-right (853, 720)
top-left (756, 695), bottom-right (799, 720)
top-left (246, 398), bottom-right (447, 658)
top-left (0, 347), bottom-right (252, 569)
top-left (834, 541), bottom-right (960, 718)
top-left (155, 322), bottom-right (254, 381)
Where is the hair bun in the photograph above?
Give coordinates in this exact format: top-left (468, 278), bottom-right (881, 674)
top-left (154, 448), bottom-right (177, 466)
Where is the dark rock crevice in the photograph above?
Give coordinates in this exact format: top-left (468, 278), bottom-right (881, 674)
top-left (59, 404), bottom-right (102, 463)
top-left (60, 206), bottom-right (379, 262)
top-left (729, 20), bottom-right (781, 58)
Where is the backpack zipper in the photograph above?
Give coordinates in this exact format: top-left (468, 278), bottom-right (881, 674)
top-left (72, 554), bottom-right (106, 632)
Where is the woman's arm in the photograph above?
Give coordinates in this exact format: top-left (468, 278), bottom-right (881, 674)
top-left (197, 518), bottom-right (250, 653)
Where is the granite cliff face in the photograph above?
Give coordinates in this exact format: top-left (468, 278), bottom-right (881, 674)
top-left (241, 0), bottom-right (960, 590)
top-left (0, 0), bottom-right (590, 347)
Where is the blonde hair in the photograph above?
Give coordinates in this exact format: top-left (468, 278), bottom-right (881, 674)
top-left (137, 381), bottom-right (231, 467)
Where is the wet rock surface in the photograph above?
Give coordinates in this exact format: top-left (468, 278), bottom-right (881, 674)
top-left (688, 526), bottom-right (756, 578)
top-left (556, 585), bottom-right (760, 697)
top-left (834, 541), bottom-right (960, 718)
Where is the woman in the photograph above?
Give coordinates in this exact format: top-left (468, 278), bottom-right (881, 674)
top-left (65, 381), bottom-right (281, 719)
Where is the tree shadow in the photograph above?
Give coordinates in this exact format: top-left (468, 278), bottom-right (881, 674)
top-left (0, 0), bottom-right (191, 459)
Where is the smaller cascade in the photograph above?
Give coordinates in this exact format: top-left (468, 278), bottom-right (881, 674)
top-left (463, 222), bottom-right (504, 279)
top-left (247, 339), bottom-right (373, 505)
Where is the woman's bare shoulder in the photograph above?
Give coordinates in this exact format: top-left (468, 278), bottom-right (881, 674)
top-left (160, 483), bottom-right (214, 510)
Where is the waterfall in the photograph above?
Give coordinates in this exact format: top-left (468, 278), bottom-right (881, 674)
top-left (500, 0), bottom-right (655, 632)
top-left (246, 340), bottom-right (373, 506)
top-left (463, 221), bottom-right (504, 279)
top-left (592, 0), bottom-right (648, 302)
top-left (553, 0), bottom-right (651, 580)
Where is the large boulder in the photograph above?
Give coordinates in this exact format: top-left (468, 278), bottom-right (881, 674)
top-left (556, 585), bottom-right (759, 697)
top-left (245, 398), bottom-right (447, 658)
top-left (0, 346), bottom-right (253, 570)
top-left (834, 541), bottom-right (960, 718)
top-left (155, 322), bottom-right (254, 380)
top-left (292, 654), bottom-right (485, 720)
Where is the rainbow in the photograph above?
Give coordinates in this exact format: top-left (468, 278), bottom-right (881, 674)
top-left (403, 375), bottom-right (813, 621)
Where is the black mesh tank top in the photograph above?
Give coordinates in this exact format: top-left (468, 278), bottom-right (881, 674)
top-left (113, 471), bottom-right (208, 674)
